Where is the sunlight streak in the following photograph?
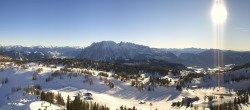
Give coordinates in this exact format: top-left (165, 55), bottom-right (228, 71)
top-left (211, 0), bottom-right (227, 109)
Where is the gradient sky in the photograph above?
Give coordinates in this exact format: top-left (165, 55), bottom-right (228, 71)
top-left (0, 0), bottom-right (249, 50)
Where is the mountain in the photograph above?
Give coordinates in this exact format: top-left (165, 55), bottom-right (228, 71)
top-left (161, 47), bottom-right (206, 56)
top-left (77, 41), bottom-right (250, 68)
top-left (77, 41), bottom-right (150, 60)
top-left (77, 41), bottom-right (180, 62)
top-left (76, 41), bottom-right (186, 69)
top-left (2, 41), bottom-right (250, 68)
top-left (0, 46), bottom-right (82, 60)
top-left (0, 48), bottom-right (26, 60)
top-left (178, 49), bottom-right (250, 67)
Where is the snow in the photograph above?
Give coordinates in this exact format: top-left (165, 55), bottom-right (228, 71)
top-left (29, 101), bottom-right (63, 110)
top-left (0, 62), bottom-right (250, 110)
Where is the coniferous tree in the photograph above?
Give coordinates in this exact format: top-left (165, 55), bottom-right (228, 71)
top-left (228, 101), bottom-right (232, 110)
top-left (234, 97), bottom-right (237, 105)
top-left (246, 93), bottom-right (249, 103)
top-left (41, 91), bottom-right (45, 101)
top-left (237, 97), bottom-right (240, 104)
top-left (120, 105), bottom-right (124, 110)
top-left (56, 92), bottom-right (65, 106)
top-left (66, 95), bottom-right (70, 110)
top-left (132, 106), bottom-right (136, 110)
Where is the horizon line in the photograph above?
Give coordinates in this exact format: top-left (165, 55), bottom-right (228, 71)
top-left (1, 41), bottom-right (249, 52)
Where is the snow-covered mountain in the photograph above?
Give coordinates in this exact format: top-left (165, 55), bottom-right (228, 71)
top-left (2, 41), bottom-right (250, 68)
top-left (77, 41), bottom-right (250, 68)
top-left (160, 47), bottom-right (207, 56)
top-left (178, 49), bottom-right (250, 67)
top-left (0, 46), bottom-right (82, 60)
top-left (77, 41), bottom-right (181, 63)
top-left (77, 41), bottom-right (153, 60)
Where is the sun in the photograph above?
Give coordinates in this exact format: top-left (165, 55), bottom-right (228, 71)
top-left (211, 1), bottom-right (227, 24)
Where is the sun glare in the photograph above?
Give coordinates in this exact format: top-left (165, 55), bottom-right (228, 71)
top-left (211, 1), bottom-right (227, 24)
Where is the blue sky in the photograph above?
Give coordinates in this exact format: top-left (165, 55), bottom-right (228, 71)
top-left (0, 0), bottom-right (249, 50)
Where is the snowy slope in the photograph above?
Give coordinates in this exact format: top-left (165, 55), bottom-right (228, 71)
top-left (0, 62), bottom-right (250, 110)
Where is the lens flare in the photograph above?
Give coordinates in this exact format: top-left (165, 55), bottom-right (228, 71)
top-left (211, 0), bottom-right (227, 110)
top-left (211, 1), bottom-right (227, 24)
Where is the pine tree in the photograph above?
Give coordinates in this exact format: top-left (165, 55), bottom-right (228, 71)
top-left (66, 95), bottom-right (70, 110)
top-left (228, 101), bottom-right (232, 110)
top-left (148, 86), bottom-right (151, 91)
top-left (237, 97), bottom-right (240, 104)
top-left (93, 102), bottom-right (98, 110)
top-left (120, 105), bottom-right (124, 110)
top-left (48, 92), bottom-right (55, 104)
top-left (246, 93), bottom-right (249, 103)
top-left (132, 106), bottom-right (136, 110)
top-left (41, 91), bottom-right (45, 101)
top-left (56, 92), bottom-right (65, 106)
top-left (234, 97), bottom-right (237, 105)
top-left (241, 96), bottom-right (245, 104)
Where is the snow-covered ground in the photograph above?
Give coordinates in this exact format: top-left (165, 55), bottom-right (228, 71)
top-left (0, 62), bottom-right (250, 110)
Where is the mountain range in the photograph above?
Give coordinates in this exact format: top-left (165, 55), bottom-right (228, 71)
top-left (1, 41), bottom-right (250, 68)
top-left (77, 41), bottom-right (250, 67)
top-left (0, 46), bottom-right (82, 60)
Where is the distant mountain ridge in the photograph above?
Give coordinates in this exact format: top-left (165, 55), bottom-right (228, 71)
top-left (1, 41), bottom-right (250, 68)
top-left (77, 41), bottom-right (154, 60)
top-left (76, 41), bottom-right (250, 67)
top-left (161, 48), bottom-right (207, 56)
top-left (0, 46), bottom-right (82, 60)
